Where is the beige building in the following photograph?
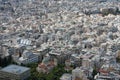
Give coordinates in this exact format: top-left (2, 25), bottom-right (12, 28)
top-left (72, 67), bottom-right (84, 80)
top-left (82, 59), bottom-right (93, 68)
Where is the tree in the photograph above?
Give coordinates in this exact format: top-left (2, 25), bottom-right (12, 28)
top-left (116, 57), bottom-right (120, 63)
top-left (92, 69), bottom-right (98, 79)
top-left (26, 63), bottom-right (70, 80)
top-left (0, 57), bottom-right (2, 66)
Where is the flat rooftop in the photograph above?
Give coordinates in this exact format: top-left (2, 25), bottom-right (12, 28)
top-left (1, 64), bottom-right (30, 74)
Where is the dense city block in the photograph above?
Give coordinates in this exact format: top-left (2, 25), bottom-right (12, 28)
top-left (0, 0), bottom-right (120, 80)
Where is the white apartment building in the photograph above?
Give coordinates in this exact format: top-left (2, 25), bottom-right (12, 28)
top-left (18, 50), bottom-right (38, 64)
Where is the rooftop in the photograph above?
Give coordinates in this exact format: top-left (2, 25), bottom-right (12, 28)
top-left (60, 73), bottom-right (72, 80)
top-left (1, 64), bottom-right (30, 74)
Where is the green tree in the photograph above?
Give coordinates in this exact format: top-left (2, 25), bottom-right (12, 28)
top-left (92, 69), bottom-right (98, 79)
